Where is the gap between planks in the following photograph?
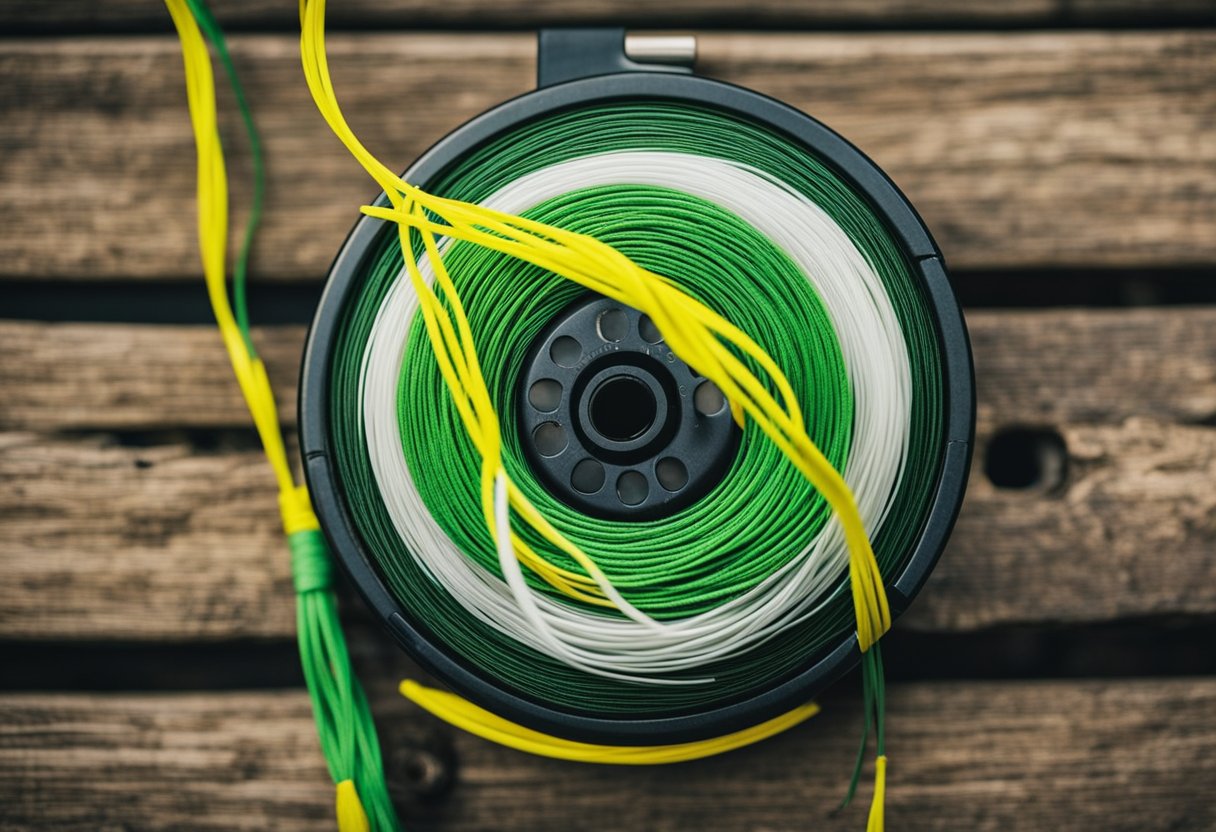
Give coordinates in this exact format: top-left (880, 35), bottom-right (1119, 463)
top-left (4, 0), bottom-right (1216, 30)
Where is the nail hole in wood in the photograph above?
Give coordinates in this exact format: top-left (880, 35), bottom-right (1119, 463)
top-left (984, 427), bottom-right (1068, 491)
top-left (389, 732), bottom-right (456, 801)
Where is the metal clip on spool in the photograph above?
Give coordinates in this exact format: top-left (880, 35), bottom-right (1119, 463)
top-left (538, 29), bottom-right (696, 87)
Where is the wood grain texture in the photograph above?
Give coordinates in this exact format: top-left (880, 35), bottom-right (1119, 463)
top-left (1, 32), bottom-right (1213, 281)
top-left (3, 0), bottom-right (1213, 29)
top-left (6, 308), bottom-right (1216, 432)
top-left (0, 432), bottom-right (294, 640)
top-left (0, 322), bottom-right (305, 432)
top-left (2, 680), bottom-right (1213, 831)
top-left (2, 307), bottom-right (1215, 639)
top-left (2, 419), bottom-right (1212, 640)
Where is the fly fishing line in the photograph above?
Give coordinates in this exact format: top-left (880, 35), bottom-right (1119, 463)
top-left (166, 1), bottom-right (974, 830)
top-left (164, 2), bottom-right (399, 829)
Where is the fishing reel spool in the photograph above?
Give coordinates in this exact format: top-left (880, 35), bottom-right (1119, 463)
top-left (300, 29), bottom-right (975, 746)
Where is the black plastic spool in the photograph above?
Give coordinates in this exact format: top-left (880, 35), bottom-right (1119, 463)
top-left (300, 30), bottom-right (976, 746)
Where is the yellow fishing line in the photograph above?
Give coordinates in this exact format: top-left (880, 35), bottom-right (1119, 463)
top-left (298, 6), bottom-right (890, 823)
top-left (868, 755), bottom-right (888, 832)
top-left (171, 0), bottom-right (896, 824)
top-left (165, 3), bottom-right (374, 829)
top-left (164, 0), bottom-right (303, 526)
top-left (299, 0), bottom-right (890, 652)
top-left (401, 681), bottom-right (821, 765)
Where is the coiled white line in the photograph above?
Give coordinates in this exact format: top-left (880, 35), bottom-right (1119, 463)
top-left (360, 150), bottom-right (911, 682)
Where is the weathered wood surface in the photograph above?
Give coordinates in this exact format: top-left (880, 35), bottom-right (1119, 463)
top-left (0, 432), bottom-right (293, 640)
top-left (3, 419), bottom-right (1212, 640)
top-left (3, 307), bottom-right (1215, 639)
top-left (6, 308), bottom-right (1216, 432)
top-left (3, 0), bottom-right (1212, 29)
top-left (0, 322), bottom-right (306, 432)
top-left (1, 3), bottom-right (1212, 830)
top-left (2, 679), bottom-right (1213, 831)
top-left (2, 32), bottom-right (1213, 282)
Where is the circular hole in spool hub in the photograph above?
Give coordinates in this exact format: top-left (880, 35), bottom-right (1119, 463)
top-left (571, 458), bottom-right (606, 494)
top-left (616, 471), bottom-right (649, 506)
top-left (656, 457), bottom-right (689, 492)
top-left (694, 380), bottom-right (726, 416)
top-left (589, 376), bottom-right (657, 442)
top-left (550, 336), bottom-right (582, 367)
top-left (597, 308), bottom-right (628, 342)
top-left (528, 379), bottom-right (562, 412)
top-left (638, 314), bottom-right (663, 344)
top-left (532, 422), bottom-right (568, 457)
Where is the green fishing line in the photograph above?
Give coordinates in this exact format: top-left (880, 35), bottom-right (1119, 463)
top-left (402, 185), bottom-right (853, 614)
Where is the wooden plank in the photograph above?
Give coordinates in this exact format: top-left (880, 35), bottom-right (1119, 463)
top-left (0, 34), bottom-right (530, 284)
top-left (0, 432), bottom-right (295, 639)
top-left (3, 0), bottom-right (1213, 30)
top-left (6, 308), bottom-right (1216, 432)
top-left (2, 307), bottom-right (1215, 639)
top-left (967, 308), bottom-right (1216, 431)
top-left (0, 322), bottom-right (304, 432)
top-left (3, 418), bottom-right (1213, 640)
top-left (1, 32), bottom-right (1212, 280)
top-left (926, 418), bottom-right (1216, 629)
top-left (1, 680), bottom-right (1212, 830)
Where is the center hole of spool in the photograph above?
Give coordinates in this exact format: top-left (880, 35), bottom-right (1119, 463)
top-left (588, 376), bottom-right (656, 442)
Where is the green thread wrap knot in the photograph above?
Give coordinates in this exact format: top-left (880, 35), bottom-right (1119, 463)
top-left (290, 529), bottom-right (335, 595)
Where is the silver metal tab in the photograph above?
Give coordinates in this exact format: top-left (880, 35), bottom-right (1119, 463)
top-left (624, 35), bottom-right (697, 68)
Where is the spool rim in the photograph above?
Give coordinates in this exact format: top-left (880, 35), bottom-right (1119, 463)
top-left (300, 71), bottom-right (975, 746)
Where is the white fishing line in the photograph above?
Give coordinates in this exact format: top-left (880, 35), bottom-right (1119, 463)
top-left (359, 150), bottom-right (911, 681)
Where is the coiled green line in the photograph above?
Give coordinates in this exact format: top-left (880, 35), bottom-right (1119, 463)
top-left (328, 101), bottom-right (943, 716)
top-left (405, 185), bottom-right (853, 613)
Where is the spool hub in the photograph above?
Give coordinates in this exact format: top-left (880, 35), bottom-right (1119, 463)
top-left (518, 294), bottom-right (739, 520)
